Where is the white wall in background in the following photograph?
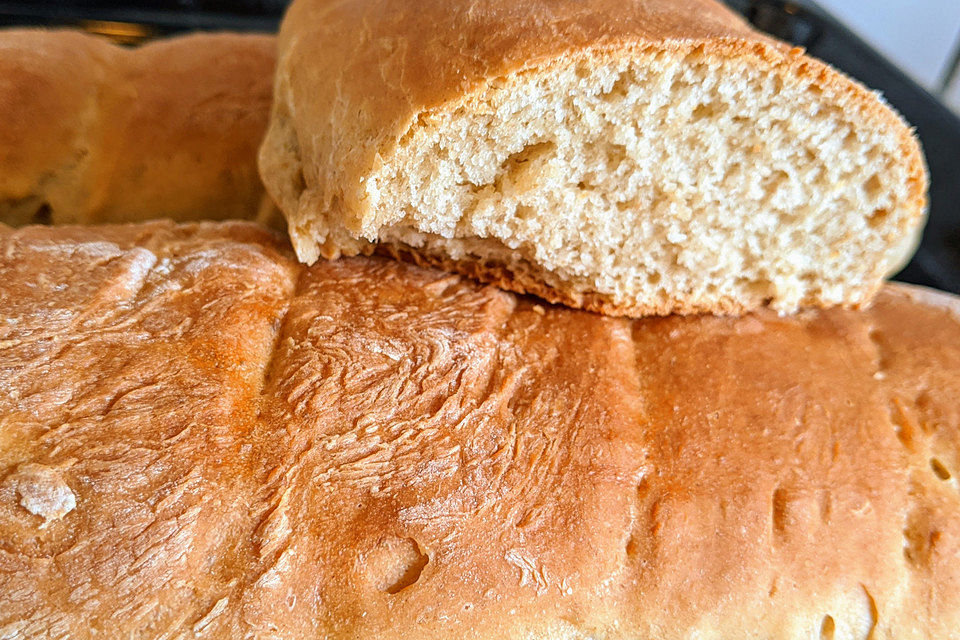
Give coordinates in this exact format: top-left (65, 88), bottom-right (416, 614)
top-left (817, 0), bottom-right (960, 111)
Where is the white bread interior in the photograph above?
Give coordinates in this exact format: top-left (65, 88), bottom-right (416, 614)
top-left (381, 53), bottom-right (921, 314)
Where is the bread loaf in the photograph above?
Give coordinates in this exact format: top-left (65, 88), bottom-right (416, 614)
top-left (260, 0), bottom-right (928, 316)
top-left (1, 220), bottom-right (957, 638)
top-left (0, 30), bottom-right (277, 227)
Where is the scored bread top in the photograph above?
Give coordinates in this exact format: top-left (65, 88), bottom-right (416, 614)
top-left (1, 221), bottom-right (957, 638)
top-left (0, 30), bottom-right (278, 227)
top-left (262, 0), bottom-right (927, 317)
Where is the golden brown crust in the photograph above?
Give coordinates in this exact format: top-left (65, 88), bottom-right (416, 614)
top-left (0, 29), bottom-right (277, 227)
top-left (0, 221), bottom-right (299, 637)
top-left (261, 0), bottom-right (928, 315)
top-left (1, 221), bottom-right (959, 637)
top-left (82, 33), bottom-right (277, 224)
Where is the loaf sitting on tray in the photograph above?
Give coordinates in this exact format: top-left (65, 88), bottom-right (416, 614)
top-left (0, 30), bottom-right (276, 226)
top-left (260, 0), bottom-right (928, 316)
top-left (1, 220), bottom-right (958, 638)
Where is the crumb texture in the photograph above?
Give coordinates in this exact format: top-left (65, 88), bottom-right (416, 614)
top-left (369, 51), bottom-right (923, 315)
top-left (0, 221), bottom-right (957, 638)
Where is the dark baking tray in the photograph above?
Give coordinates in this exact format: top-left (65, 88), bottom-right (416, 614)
top-left (3, 0), bottom-right (958, 293)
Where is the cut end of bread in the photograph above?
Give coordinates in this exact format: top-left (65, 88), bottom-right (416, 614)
top-left (277, 42), bottom-right (927, 316)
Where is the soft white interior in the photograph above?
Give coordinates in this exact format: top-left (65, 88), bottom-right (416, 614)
top-left (361, 49), bottom-right (917, 313)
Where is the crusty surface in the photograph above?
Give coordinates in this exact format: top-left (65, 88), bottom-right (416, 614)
top-left (0, 29), bottom-right (277, 227)
top-left (0, 221), bottom-right (299, 637)
top-left (261, 0), bottom-right (927, 317)
top-left (1, 221), bottom-right (959, 638)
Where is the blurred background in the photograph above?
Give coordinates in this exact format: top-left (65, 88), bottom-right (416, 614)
top-left (1, 0), bottom-right (958, 294)
top-left (815, 0), bottom-right (960, 112)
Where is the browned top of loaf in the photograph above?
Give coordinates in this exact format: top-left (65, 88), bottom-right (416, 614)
top-left (0, 221), bottom-right (958, 638)
top-left (265, 0), bottom-right (925, 236)
top-left (0, 30), bottom-right (276, 225)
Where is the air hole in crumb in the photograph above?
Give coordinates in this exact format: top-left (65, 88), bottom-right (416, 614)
top-left (820, 615), bottom-right (836, 640)
top-left (771, 74), bottom-right (784, 93)
top-left (842, 129), bottom-right (859, 151)
top-left (691, 103), bottom-right (716, 120)
top-left (606, 144), bottom-right (627, 167)
top-left (515, 204), bottom-right (535, 222)
top-left (742, 278), bottom-right (774, 300)
top-left (625, 534), bottom-right (640, 556)
top-left (867, 208), bottom-right (890, 229)
top-left (865, 174), bottom-right (883, 199)
top-left (602, 73), bottom-right (630, 100)
top-left (496, 141), bottom-right (556, 191)
top-left (931, 458), bottom-right (951, 481)
top-left (501, 142), bottom-right (556, 168)
top-left (365, 537), bottom-right (429, 595)
top-left (647, 272), bottom-right (662, 286)
top-left (763, 169), bottom-right (789, 190)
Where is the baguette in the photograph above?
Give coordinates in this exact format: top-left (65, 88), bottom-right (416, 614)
top-left (0, 30), bottom-right (277, 227)
top-left (2, 220), bottom-right (958, 638)
top-left (260, 0), bottom-right (928, 316)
